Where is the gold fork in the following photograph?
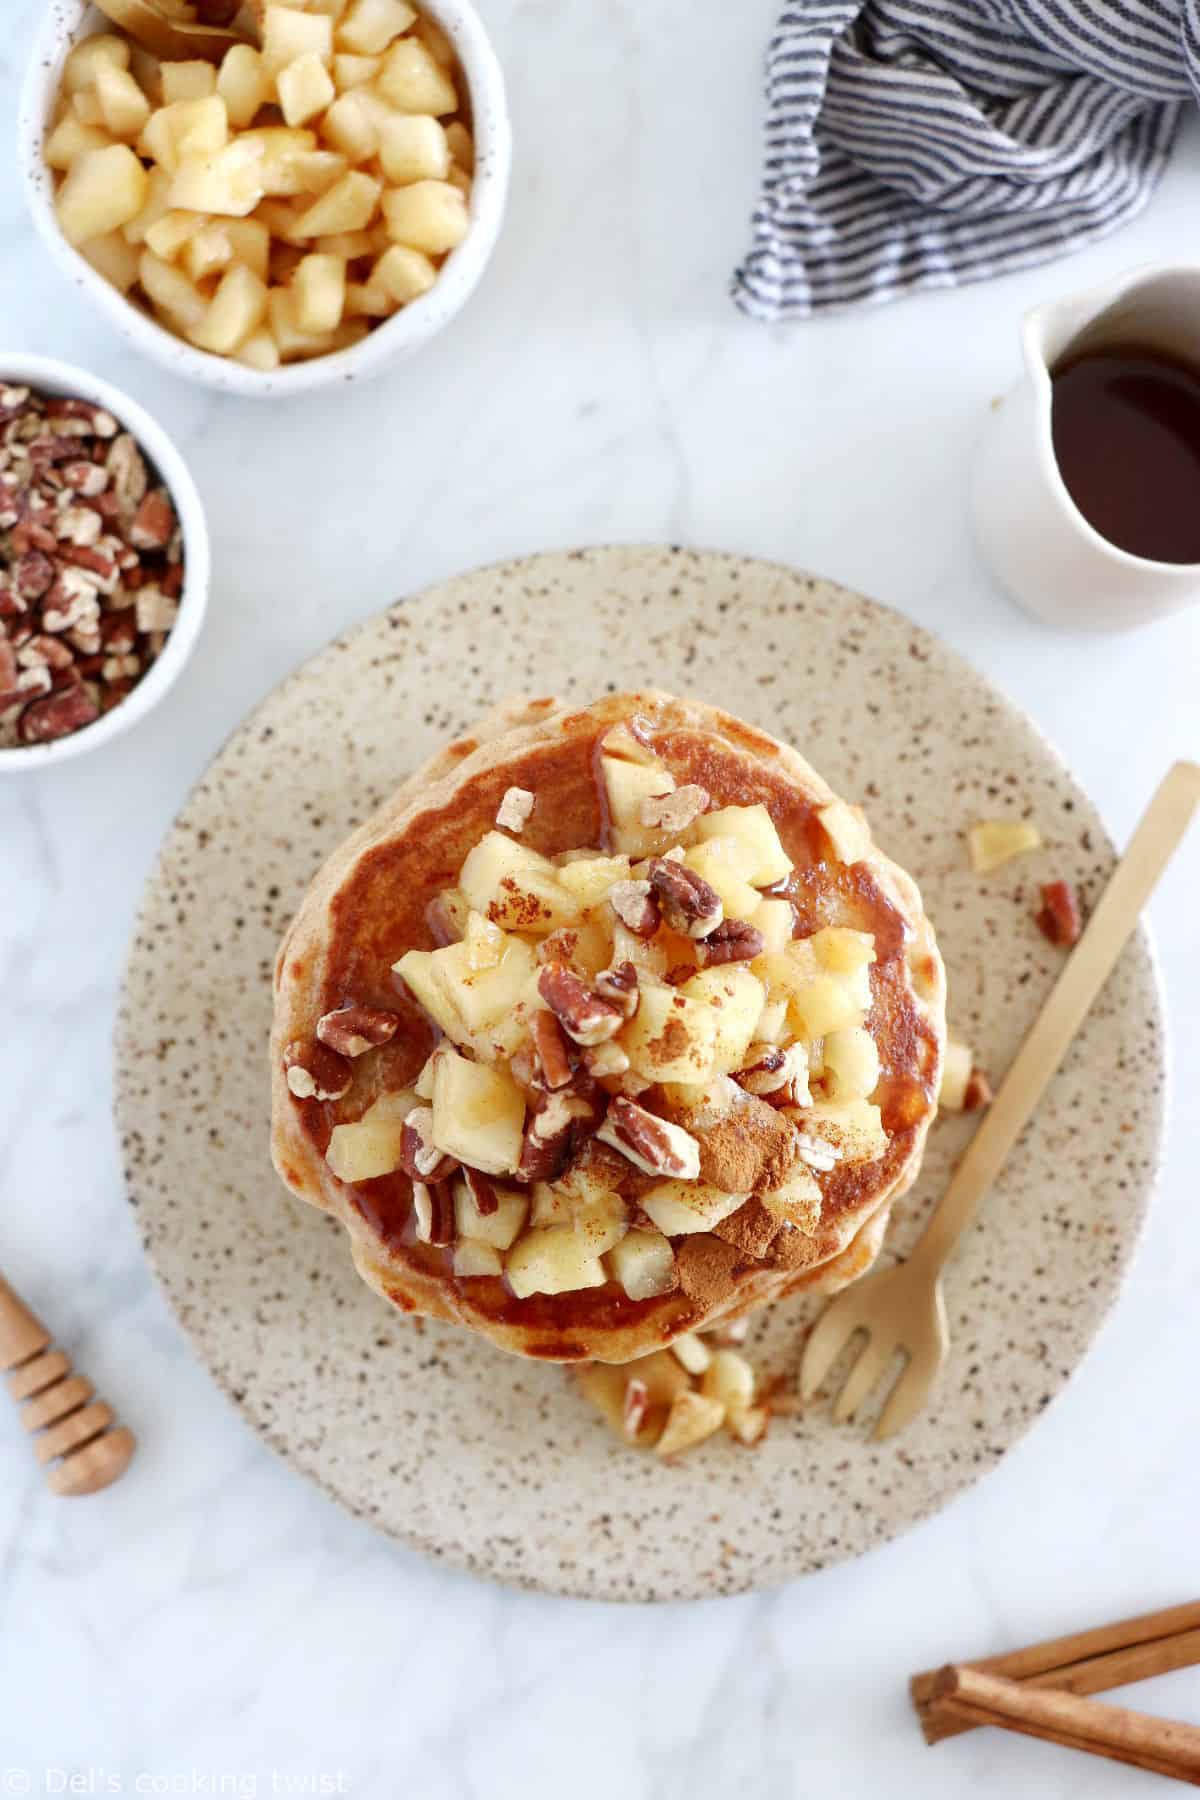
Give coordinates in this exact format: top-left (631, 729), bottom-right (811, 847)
top-left (801, 760), bottom-right (1200, 1440)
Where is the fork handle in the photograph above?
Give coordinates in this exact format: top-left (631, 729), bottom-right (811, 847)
top-left (914, 761), bottom-right (1200, 1275)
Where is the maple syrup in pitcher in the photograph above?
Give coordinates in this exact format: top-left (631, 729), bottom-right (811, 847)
top-left (1050, 343), bottom-right (1200, 564)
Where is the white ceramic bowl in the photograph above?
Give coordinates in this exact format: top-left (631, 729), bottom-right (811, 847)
top-left (20, 2), bottom-right (511, 398)
top-left (0, 354), bottom-right (209, 771)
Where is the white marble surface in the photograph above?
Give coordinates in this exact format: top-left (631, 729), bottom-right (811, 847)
top-left (3, 3), bottom-right (1200, 1793)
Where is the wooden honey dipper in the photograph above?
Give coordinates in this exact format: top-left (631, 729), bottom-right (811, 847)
top-left (0, 1271), bottom-right (135, 1496)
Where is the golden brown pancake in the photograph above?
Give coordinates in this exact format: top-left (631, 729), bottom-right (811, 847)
top-left (271, 691), bottom-right (946, 1362)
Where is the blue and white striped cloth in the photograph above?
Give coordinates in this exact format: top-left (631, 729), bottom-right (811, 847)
top-left (733, 0), bottom-right (1200, 319)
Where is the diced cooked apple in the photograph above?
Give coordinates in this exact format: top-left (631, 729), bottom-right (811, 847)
top-left (969, 818), bottom-right (1043, 873)
top-left (756, 943), bottom-right (867, 1038)
top-left (752, 896), bottom-right (794, 955)
top-left (620, 982), bottom-right (720, 1084)
top-left (452, 1175), bottom-right (528, 1250)
top-left (430, 1047), bottom-right (525, 1175)
top-left (56, 144), bottom-right (148, 244)
top-left (79, 229), bottom-right (140, 293)
top-left (601, 754), bottom-right (676, 856)
top-left (235, 327), bottom-right (281, 371)
top-left (414, 12), bottom-right (455, 64)
top-left (796, 1099), bottom-right (888, 1165)
top-left (63, 33), bottom-right (130, 93)
top-left (240, 126), bottom-right (318, 196)
top-left (683, 840), bottom-right (760, 921)
top-left (333, 52), bottom-right (383, 89)
top-left (219, 216), bottom-right (270, 280)
top-left (657, 1391), bottom-right (725, 1457)
top-left (71, 90), bottom-right (106, 127)
top-left (321, 89), bottom-right (379, 160)
top-left (45, 113), bottom-right (112, 170)
top-left (370, 243), bottom-right (436, 304)
top-left (818, 800), bottom-right (871, 863)
top-left (161, 60), bottom-right (216, 105)
top-left (293, 250), bottom-right (345, 330)
top-left (141, 95), bottom-right (229, 173)
top-left (325, 1090), bottom-right (417, 1182)
top-left (726, 1404), bottom-right (770, 1446)
top-left (294, 169), bottom-right (381, 235)
top-left (393, 947), bottom-right (470, 1043)
top-left (377, 39), bottom-right (458, 113)
top-left (459, 830), bottom-right (581, 934)
top-left (266, 286), bottom-right (337, 357)
top-left (121, 166), bottom-right (172, 244)
top-left (335, 0), bottom-right (416, 56)
top-left (811, 925), bottom-right (876, 977)
top-left (277, 50), bottom-right (336, 126)
top-left (701, 1349), bottom-right (756, 1411)
top-left (144, 209), bottom-right (202, 262)
top-left (671, 1332), bottom-right (712, 1375)
top-left (556, 853), bottom-right (631, 910)
top-left (506, 1227), bottom-right (606, 1298)
top-left (138, 248), bottom-right (207, 329)
top-left (190, 263), bottom-right (268, 354)
top-left (261, 5), bottom-right (334, 79)
top-left (94, 61), bottom-right (151, 141)
top-left (761, 1164), bottom-right (822, 1231)
top-left (214, 44), bottom-right (268, 126)
top-left (611, 919), bottom-right (668, 979)
top-left (377, 113), bottom-right (450, 183)
top-left (180, 221), bottom-right (233, 282)
top-left (381, 179), bottom-right (469, 254)
top-left (572, 1189), bottom-right (629, 1257)
top-left (170, 140), bottom-right (266, 216)
top-left (693, 804), bottom-right (792, 887)
top-left (680, 965), bottom-right (764, 1075)
top-left (822, 1026), bottom-right (881, 1102)
top-left (755, 996), bottom-right (788, 1043)
top-left (939, 1038), bottom-right (972, 1111)
top-left (345, 279), bottom-right (395, 318)
top-left (451, 1241), bottom-right (501, 1279)
top-left (430, 930), bottom-right (538, 1035)
top-left (640, 1180), bottom-right (746, 1237)
top-left (660, 1073), bottom-right (745, 1132)
top-left (604, 1230), bottom-right (676, 1301)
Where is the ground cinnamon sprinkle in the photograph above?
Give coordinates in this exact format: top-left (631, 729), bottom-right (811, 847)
top-left (675, 1235), bottom-right (742, 1305)
top-left (714, 1199), bottom-right (781, 1259)
top-left (697, 1096), bottom-right (796, 1193)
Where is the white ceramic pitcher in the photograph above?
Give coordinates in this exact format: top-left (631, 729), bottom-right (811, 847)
top-left (971, 262), bottom-right (1200, 631)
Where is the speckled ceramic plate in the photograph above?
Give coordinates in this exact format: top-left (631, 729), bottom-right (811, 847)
top-left (115, 547), bottom-right (1165, 1602)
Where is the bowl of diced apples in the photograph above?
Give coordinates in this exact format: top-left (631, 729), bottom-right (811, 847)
top-left (20, 0), bottom-right (511, 395)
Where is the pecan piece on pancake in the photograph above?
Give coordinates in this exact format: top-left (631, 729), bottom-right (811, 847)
top-left (640, 784), bottom-right (710, 834)
top-left (608, 878), bottom-right (660, 937)
top-left (696, 919), bottom-right (764, 967)
top-left (316, 1003), bottom-right (401, 1058)
top-left (461, 1165), bottom-right (499, 1216)
top-left (399, 1106), bottom-right (460, 1182)
top-left (597, 1096), bottom-right (701, 1180)
top-left (537, 962), bottom-right (624, 1046)
top-left (517, 1086), bottom-right (606, 1183)
top-left (648, 857), bottom-right (723, 940)
top-left (412, 1179), bottom-right (456, 1246)
top-left (735, 1042), bottom-right (810, 1105)
top-left (284, 1039), bottom-right (352, 1101)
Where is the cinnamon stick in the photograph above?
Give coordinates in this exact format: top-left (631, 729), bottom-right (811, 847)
top-left (912, 1601), bottom-right (1200, 1743)
top-left (933, 1665), bottom-right (1200, 1786)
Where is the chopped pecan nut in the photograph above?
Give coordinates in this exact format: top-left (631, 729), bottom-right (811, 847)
top-left (315, 1003), bottom-right (400, 1058)
top-left (495, 785), bottom-right (534, 832)
top-left (461, 1165), bottom-right (499, 1216)
top-left (696, 919), bottom-right (764, 965)
top-left (412, 1179), bottom-right (456, 1246)
top-left (582, 1040), bottom-right (631, 1080)
top-left (608, 878), bottom-right (660, 937)
top-left (17, 684), bottom-right (99, 744)
top-left (284, 1040), bottom-right (353, 1102)
top-left (736, 1043), bottom-right (810, 1104)
top-left (599, 716), bottom-right (656, 763)
top-left (14, 551), bottom-right (55, 600)
top-left (793, 1132), bottom-right (840, 1173)
top-left (128, 488), bottom-right (175, 550)
top-left (517, 1088), bottom-right (604, 1182)
top-left (1035, 879), bottom-right (1083, 948)
top-left (529, 1009), bottom-right (575, 1090)
top-left (623, 1378), bottom-right (650, 1440)
top-left (594, 960), bottom-right (639, 1019)
top-left (537, 962), bottom-right (624, 1046)
top-left (641, 784), bottom-right (710, 833)
top-left (963, 1068), bottom-right (993, 1112)
top-left (596, 1096), bottom-right (701, 1180)
top-left (648, 857), bottom-right (724, 939)
top-left (399, 1106), bottom-right (459, 1182)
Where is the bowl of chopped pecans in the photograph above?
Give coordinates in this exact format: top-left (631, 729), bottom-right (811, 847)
top-left (0, 353), bottom-right (208, 768)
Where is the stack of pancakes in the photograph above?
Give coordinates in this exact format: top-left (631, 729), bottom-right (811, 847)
top-left (270, 691), bottom-right (946, 1364)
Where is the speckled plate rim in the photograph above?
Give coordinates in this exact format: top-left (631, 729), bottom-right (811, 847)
top-left (115, 546), bottom-right (1169, 1601)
